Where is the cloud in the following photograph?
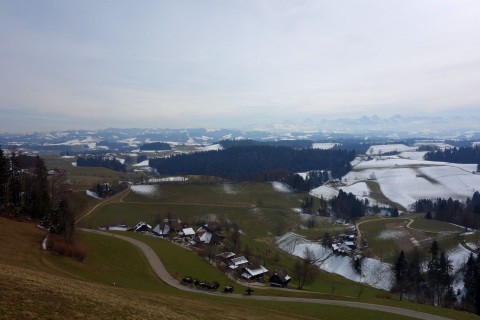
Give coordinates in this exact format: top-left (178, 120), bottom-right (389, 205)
top-left (1, 1), bottom-right (480, 132)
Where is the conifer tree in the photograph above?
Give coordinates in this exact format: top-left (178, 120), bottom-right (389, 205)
top-left (392, 250), bottom-right (409, 300)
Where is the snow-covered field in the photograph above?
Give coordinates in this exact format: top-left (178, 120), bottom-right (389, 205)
top-left (277, 232), bottom-right (473, 291)
top-left (276, 232), bottom-right (394, 290)
top-left (311, 153), bottom-right (480, 210)
top-left (312, 143), bottom-right (338, 150)
top-left (196, 144), bottom-right (223, 151)
top-left (366, 144), bottom-right (417, 155)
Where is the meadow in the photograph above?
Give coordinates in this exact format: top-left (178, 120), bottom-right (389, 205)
top-left (1, 216), bottom-right (447, 320)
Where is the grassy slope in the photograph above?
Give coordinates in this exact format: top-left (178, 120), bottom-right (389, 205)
top-left (0, 217), bottom-right (423, 320)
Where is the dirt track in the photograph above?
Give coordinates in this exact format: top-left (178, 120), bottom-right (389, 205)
top-left (82, 229), bottom-right (451, 320)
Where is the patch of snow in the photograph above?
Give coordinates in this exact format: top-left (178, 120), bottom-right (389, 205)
top-left (197, 144), bottom-right (223, 151)
top-left (447, 244), bottom-right (473, 273)
top-left (61, 155), bottom-right (75, 159)
top-left (131, 185), bottom-right (158, 197)
top-left (71, 162), bottom-right (77, 167)
top-left (223, 183), bottom-right (238, 195)
top-left (148, 176), bottom-right (188, 183)
top-left (296, 172), bottom-right (309, 179)
top-left (376, 230), bottom-right (408, 240)
top-left (133, 160), bottom-right (149, 167)
top-left (86, 190), bottom-right (101, 199)
top-left (271, 181), bottom-right (292, 193)
top-left (465, 242), bottom-right (479, 251)
top-left (117, 158), bottom-right (125, 164)
top-left (42, 235), bottom-right (48, 250)
top-left (399, 151), bottom-right (427, 160)
top-left (310, 185), bottom-right (339, 199)
top-left (312, 143), bottom-right (338, 150)
top-left (108, 226), bottom-right (129, 231)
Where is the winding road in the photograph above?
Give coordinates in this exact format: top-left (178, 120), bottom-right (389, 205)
top-left (82, 228), bottom-right (451, 320)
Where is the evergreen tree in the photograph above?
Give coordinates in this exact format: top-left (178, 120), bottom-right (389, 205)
top-left (0, 147), bottom-right (10, 204)
top-left (407, 249), bottom-right (425, 303)
top-left (32, 156), bottom-right (50, 219)
top-left (464, 253), bottom-right (480, 314)
top-left (392, 250), bottom-right (409, 300)
top-left (427, 241), bottom-right (452, 306)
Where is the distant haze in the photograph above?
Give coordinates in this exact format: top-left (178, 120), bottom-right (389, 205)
top-left (1, 1), bottom-right (480, 133)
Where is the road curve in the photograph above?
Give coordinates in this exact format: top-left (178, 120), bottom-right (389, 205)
top-left (81, 229), bottom-right (451, 320)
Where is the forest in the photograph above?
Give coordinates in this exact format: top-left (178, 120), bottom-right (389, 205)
top-left (424, 146), bottom-right (480, 170)
top-left (139, 142), bottom-right (171, 151)
top-left (219, 139), bottom-right (313, 149)
top-left (76, 155), bottom-right (126, 172)
top-left (412, 192), bottom-right (480, 229)
top-left (149, 145), bottom-right (355, 184)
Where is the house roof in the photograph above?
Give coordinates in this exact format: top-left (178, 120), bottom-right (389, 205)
top-left (217, 252), bottom-right (236, 259)
top-left (271, 269), bottom-right (291, 282)
top-left (182, 227), bottom-right (195, 236)
top-left (230, 256), bottom-right (248, 266)
top-left (199, 231), bottom-right (212, 244)
top-left (153, 223), bottom-right (170, 235)
top-left (243, 265), bottom-right (269, 277)
top-left (133, 221), bottom-right (151, 232)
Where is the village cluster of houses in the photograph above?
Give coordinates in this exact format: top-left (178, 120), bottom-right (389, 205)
top-left (102, 218), bottom-right (225, 246)
top-left (100, 217), bottom-right (292, 287)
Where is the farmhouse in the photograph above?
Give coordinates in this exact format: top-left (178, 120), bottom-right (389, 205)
top-left (229, 256), bottom-right (248, 270)
top-left (216, 252), bottom-right (236, 265)
top-left (131, 221), bottom-right (152, 232)
top-left (269, 269), bottom-right (292, 287)
top-left (242, 265), bottom-right (269, 281)
top-left (195, 223), bottom-right (224, 245)
top-left (152, 217), bottom-right (185, 237)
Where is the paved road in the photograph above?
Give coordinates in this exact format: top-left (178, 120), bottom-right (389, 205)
top-left (82, 229), bottom-right (451, 320)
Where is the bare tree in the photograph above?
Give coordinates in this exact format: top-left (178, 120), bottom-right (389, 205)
top-left (293, 247), bottom-right (318, 289)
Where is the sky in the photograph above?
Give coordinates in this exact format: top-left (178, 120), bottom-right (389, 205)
top-left (1, 0), bottom-right (480, 133)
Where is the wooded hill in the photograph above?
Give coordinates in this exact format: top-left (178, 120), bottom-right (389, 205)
top-left (150, 146), bottom-right (355, 183)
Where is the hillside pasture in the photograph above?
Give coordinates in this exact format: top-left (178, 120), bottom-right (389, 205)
top-left (312, 155), bottom-right (480, 211)
top-left (359, 218), bottom-right (429, 263)
top-left (44, 156), bottom-right (129, 191)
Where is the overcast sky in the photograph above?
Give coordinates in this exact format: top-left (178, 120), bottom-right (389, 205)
top-left (1, 0), bottom-right (480, 132)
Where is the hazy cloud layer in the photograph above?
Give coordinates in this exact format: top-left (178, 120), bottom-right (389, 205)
top-left (1, 1), bottom-right (480, 132)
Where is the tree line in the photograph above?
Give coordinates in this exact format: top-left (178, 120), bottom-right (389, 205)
top-left (139, 142), bottom-right (171, 151)
top-left (393, 241), bottom-right (480, 314)
top-left (424, 146), bottom-right (480, 170)
top-left (219, 139), bottom-right (313, 149)
top-left (0, 146), bottom-right (77, 243)
top-left (149, 145), bottom-right (355, 184)
top-left (412, 192), bottom-right (480, 229)
top-left (76, 155), bottom-right (126, 172)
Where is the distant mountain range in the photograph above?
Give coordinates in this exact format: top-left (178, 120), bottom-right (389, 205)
top-left (1, 115), bottom-right (480, 151)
